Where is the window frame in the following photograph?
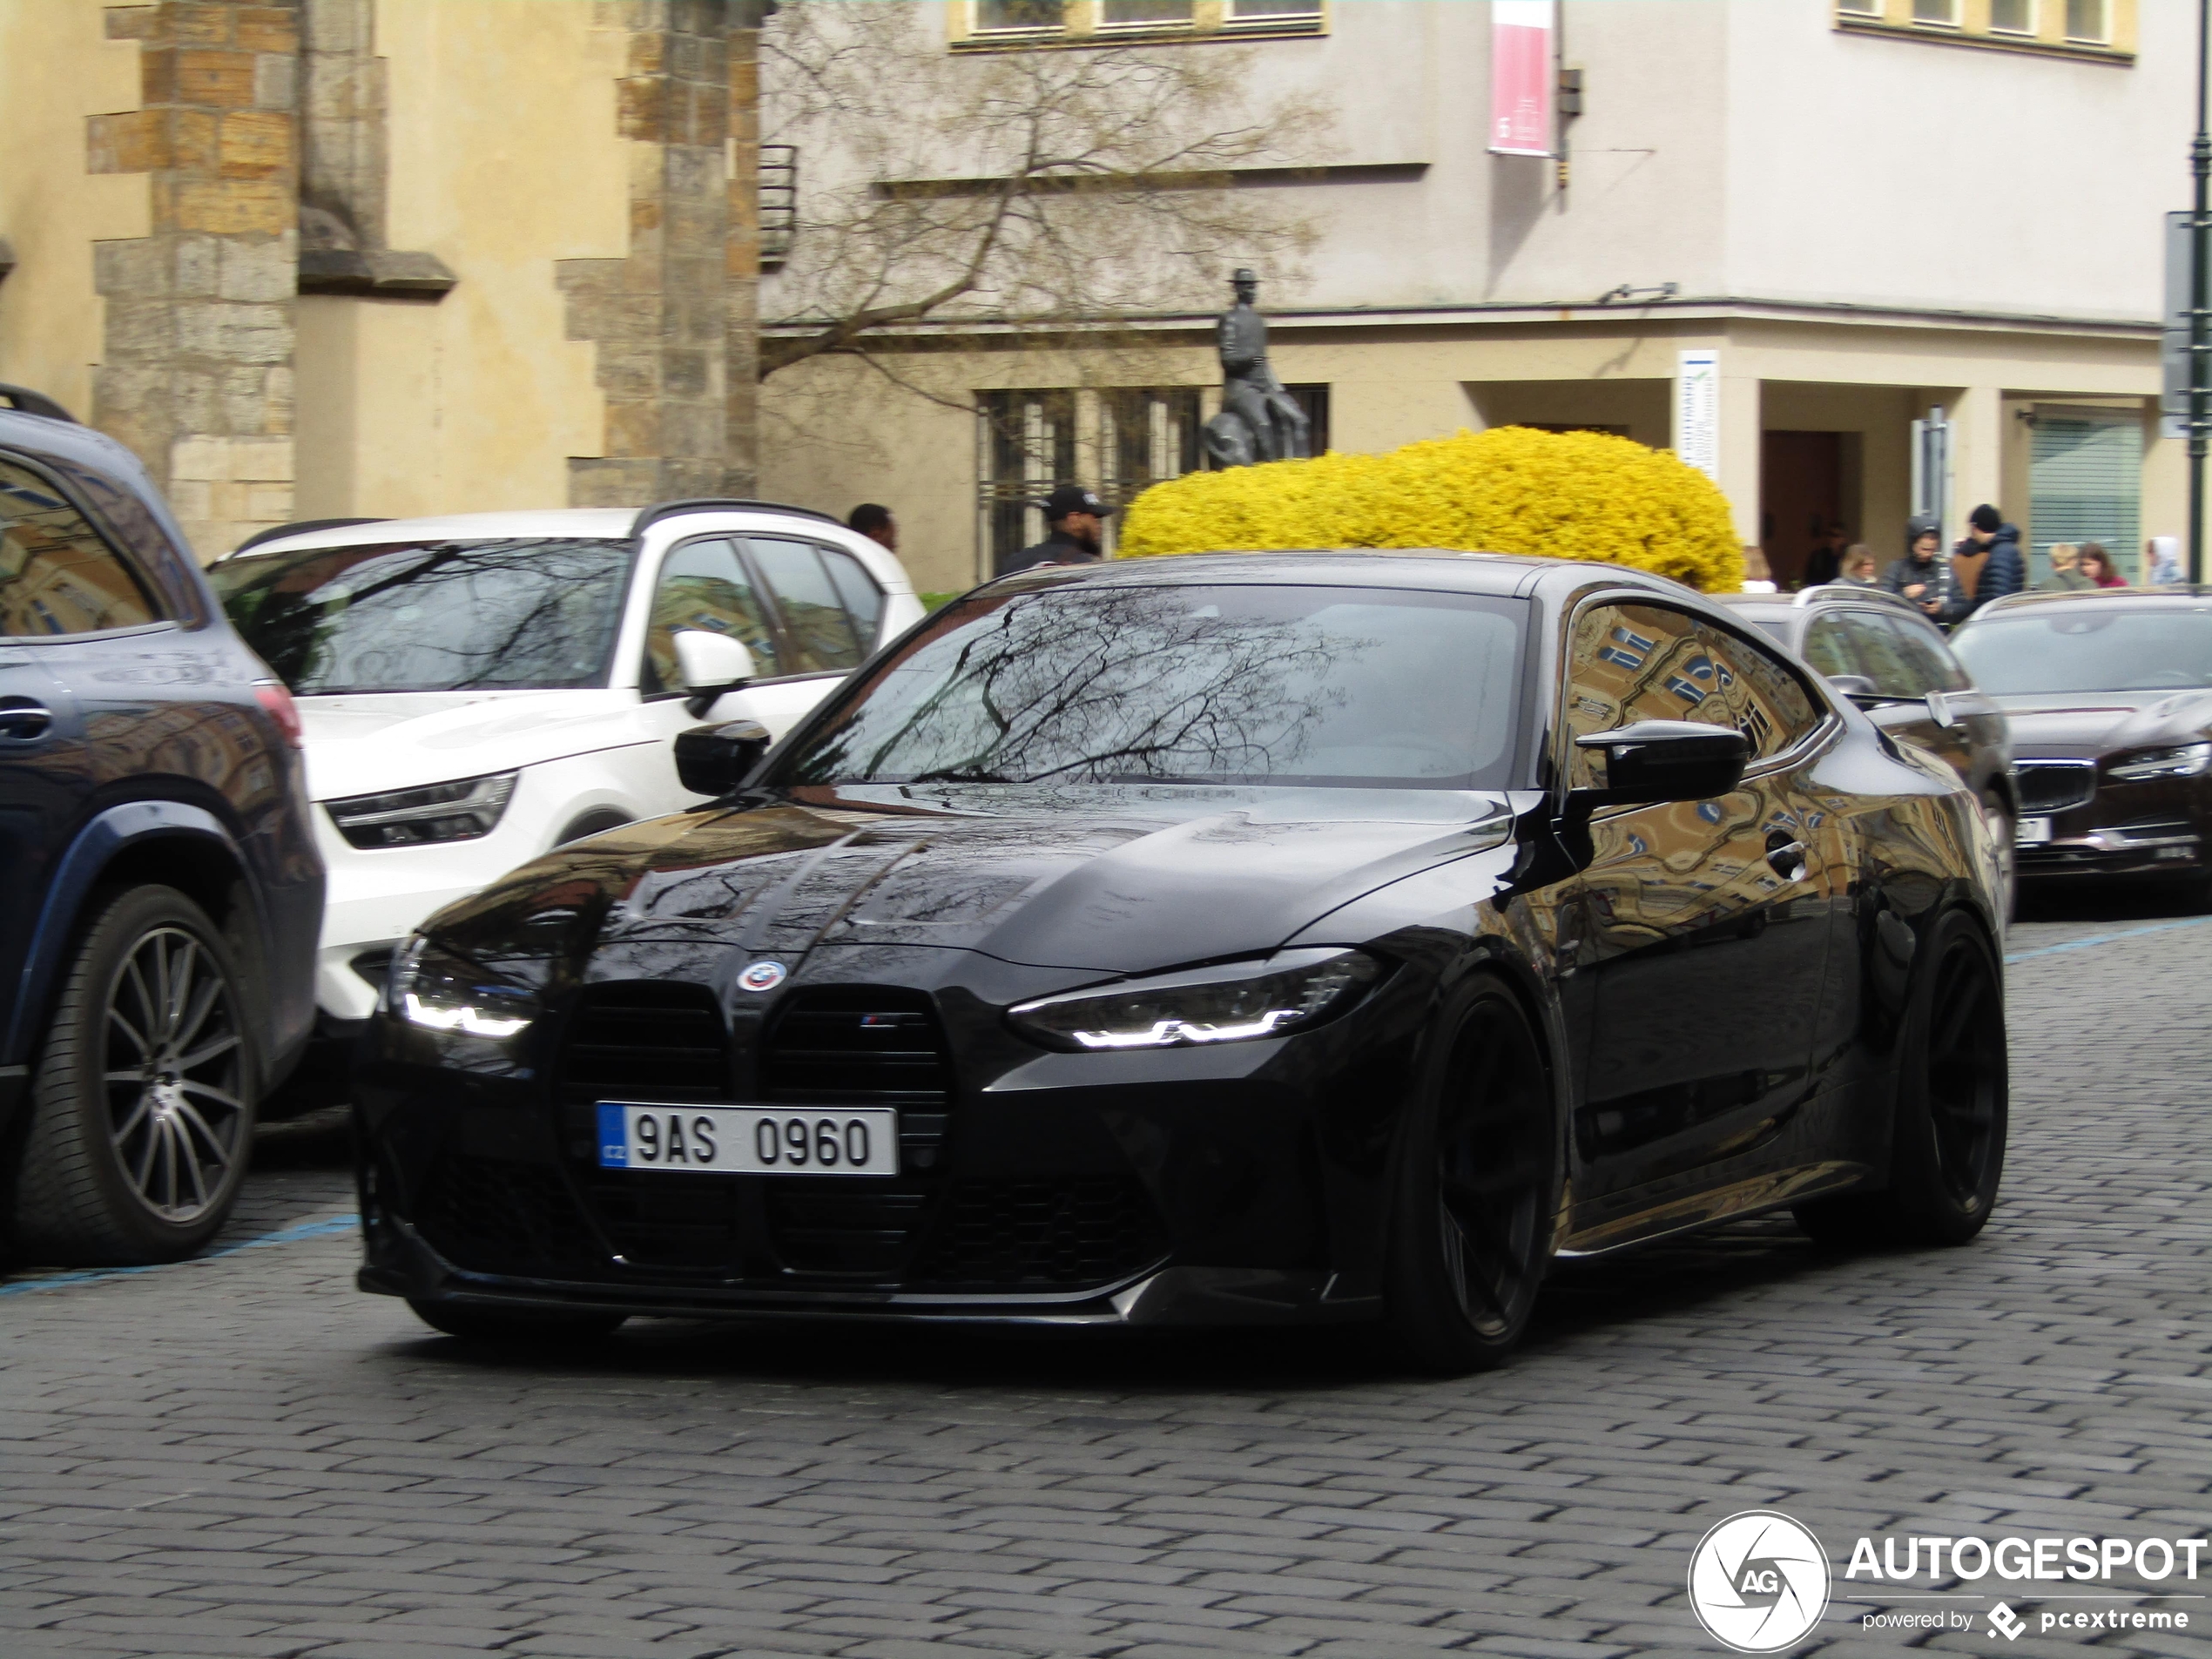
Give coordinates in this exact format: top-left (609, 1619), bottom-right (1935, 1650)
top-left (1096, 0), bottom-right (1197, 32)
top-left (0, 447), bottom-right (177, 646)
top-left (952, 0), bottom-right (1326, 52)
top-left (1833, 0), bottom-right (2132, 59)
top-left (741, 534), bottom-right (884, 678)
top-left (1552, 593), bottom-right (1839, 802)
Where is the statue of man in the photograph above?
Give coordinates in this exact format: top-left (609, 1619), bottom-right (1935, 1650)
top-left (1213, 268), bottom-right (1309, 465)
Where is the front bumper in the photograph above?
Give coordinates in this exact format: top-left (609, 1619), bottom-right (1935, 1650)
top-left (353, 948), bottom-right (1420, 1327)
top-left (2014, 772), bottom-right (2209, 880)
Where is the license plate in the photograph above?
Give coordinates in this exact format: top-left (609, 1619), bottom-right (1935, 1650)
top-left (2157, 845), bottom-right (2194, 861)
top-left (2016, 818), bottom-right (2053, 845)
top-left (597, 1103), bottom-right (898, 1176)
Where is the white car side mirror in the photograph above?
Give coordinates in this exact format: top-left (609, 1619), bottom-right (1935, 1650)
top-left (671, 630), bottom-right (756, 716)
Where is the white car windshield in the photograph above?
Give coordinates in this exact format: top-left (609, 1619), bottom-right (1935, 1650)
top-left (778, 583), bottom-right (1527, 791)
top-left (1952, 607), bottom-right (2212, 695)
top-left (212, 538), bottom-right (632, 694)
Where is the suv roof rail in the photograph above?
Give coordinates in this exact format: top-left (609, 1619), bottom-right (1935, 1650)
top-left (0, 383), bottom-right (78, 423)
top-left (631, 497), bottom-right (845, 539)
top-left (229, 516), bottom-right (389, 556)
top-left (1793, 583), bottom-right (1918, 613)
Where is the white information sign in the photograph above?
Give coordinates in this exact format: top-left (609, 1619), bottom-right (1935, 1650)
top-left (1675, 350), bottom-right (1720, 482)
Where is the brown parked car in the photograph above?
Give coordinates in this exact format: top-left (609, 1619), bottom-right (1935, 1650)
top-left (1950, 588), bottom-right (2212, 897)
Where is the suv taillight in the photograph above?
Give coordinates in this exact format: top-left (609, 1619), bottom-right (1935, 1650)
top-left (254, 680), bottom-right (303, 749)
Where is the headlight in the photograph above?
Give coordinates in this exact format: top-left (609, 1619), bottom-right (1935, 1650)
top-left (387, 935), bottom-right (537, 1039)
top-left (326, 771), bottom-right (518, 848)
top-left (1007, 948), bottom-right (1380, 1052)
top-left (2107, 742), bottom-right (2212, 782)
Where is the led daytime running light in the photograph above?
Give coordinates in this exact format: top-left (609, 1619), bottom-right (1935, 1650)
top-left (1008, 948), bottom-right (1379, 1053)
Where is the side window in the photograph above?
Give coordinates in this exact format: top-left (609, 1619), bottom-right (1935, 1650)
top-left (1840, 611), bottom-right (1921, 698)
top-left (820, 546), bottom-right (886, 648)
top-left (1560, 604), bottom-right (1740, 789)
top-left (1884, 614), bottom-right (1972, 691)
top-left (644, 538), bottom-right (779, 694)
top-left (748, 536), bottom-right (865, 672)
top-left (0, 455), bottom-right (162, 637)
top-left (1700, 620), bottom-right (1824, 759)
top-left (1799, 616), bottom-right (1862, 683)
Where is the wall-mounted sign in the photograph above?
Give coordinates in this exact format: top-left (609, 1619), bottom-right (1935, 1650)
top-left (1489, 0), bottom-right (1555, 158)
top-left (1675, 350), bottom-right (1720, 482)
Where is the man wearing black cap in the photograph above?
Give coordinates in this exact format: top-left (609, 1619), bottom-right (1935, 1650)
top-left (1945, 503), bottom-right (2025, 625)
top-left (998, 484), bottom-right (1109, 577)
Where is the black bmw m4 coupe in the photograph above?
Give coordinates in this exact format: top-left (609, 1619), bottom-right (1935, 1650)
top-left (354, 551), bottom-right (2009, 1370)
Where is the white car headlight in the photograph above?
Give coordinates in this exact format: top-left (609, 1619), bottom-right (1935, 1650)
top-left (327, 770), bottom-right (518, 849)
top-left (2107, 742), bottom-right (2212, 782)
top-left (1007, 948), bottom-right (1380, 1052)
top-left (387, 935), bottom-right (537, 1040)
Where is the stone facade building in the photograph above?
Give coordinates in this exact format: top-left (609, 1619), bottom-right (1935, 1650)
top-left (0, 0), bottom-right (765, 561)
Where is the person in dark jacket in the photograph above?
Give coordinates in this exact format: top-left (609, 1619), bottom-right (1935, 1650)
top-left (1943, 503), bottom-right (2026, 625)
top-left (1884, 514), bottom-right (1948, 621)
top-left (996, 484), bottom-right (1109, 577)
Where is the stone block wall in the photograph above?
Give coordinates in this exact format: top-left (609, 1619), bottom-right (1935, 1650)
top-left (90, 1), bottom-right (299, 561)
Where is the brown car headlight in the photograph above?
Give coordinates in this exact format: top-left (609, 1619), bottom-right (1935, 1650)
top-left (2107, 742), bottom-right (2212, 782)
top-left (1007, 948), bottom-right (1379, 1052)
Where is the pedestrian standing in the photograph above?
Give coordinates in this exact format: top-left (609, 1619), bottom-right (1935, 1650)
top-left (2077, 543), bottom-right (2128, 587)
top-left (2043, 543), bottom-right (2094, 590)
top-left (1884, 515), bottom-right (1950, 623)
top-left (2146, 535), bottom-right (2184, 586)
top-left (847, 502), bottom-right (899, 556)
top-left (997, 484), bottom-right (1109, 577)
top-left (1839, 545), bottom-right (1879, 585)
top-left (1941, 503), bottom-right (2025, 626)
top-left (1803, 523), bottom-right (1849, 588)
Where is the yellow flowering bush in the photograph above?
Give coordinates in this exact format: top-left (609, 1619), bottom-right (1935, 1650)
top-left (1117, 426), bottom-right (1744, 593)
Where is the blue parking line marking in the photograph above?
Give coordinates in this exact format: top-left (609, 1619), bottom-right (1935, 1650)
top-left (2006, 915), bottom-right (2212, 965)
top-left (0, 1212), bottom-right (359, 1298)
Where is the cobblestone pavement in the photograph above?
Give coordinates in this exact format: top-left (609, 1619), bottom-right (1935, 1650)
top-left (3, 895), bottom-right (2209, 1659)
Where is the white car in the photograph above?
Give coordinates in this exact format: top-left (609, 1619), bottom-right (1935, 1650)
top-left (208, 500), bottom-right (923, 1049)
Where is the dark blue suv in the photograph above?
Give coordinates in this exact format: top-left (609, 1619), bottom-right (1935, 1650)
top-left (0, 388), bottom-right (322, 1264)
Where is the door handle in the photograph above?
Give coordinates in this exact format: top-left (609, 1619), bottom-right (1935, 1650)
top-left (0, 698), bottom-right (52, 741)
top-left (1764, 831), bottom-right (1809, 880)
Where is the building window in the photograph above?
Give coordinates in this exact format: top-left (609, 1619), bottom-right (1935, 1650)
top-left (979, 390), bottom-right (1076, 577)
top-left (1834, 0), bottom-right (2131, 57)
top-left (1226, 0), bottom-right (1323, 22)
top-left (955, 0), bottom-right (1325, 51)
top-left (1099, 0), bottom-right (1194, 29)
top-left (759, 145), bottom-right (797, 269)
top-left (2066, 0), bottom-right (2108, 41)
top-left (973, 0), bottom-right (1062, 36)
top-left (1285, 385), bottom-right (1330, 457)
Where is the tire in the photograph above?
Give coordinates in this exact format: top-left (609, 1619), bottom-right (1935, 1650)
top-left (1794, 908), bottom-right (2007, 1248)
top-left (408, 1298), bottom-right (628, 1345)
top-left (555, 810), bottom-right (631, 847)
top-left (8, 886), bottom-right (260, 1264)
top-left (1979, 790), bottom-right (2016, 924)
top-left (1383, 979), bottom-right (1560, 1373)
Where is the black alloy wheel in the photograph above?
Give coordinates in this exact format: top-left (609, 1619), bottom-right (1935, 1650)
top-left (408, 1298), bottom-right (629, 1346)
top-left (1796, 908), bottom-right (2007, 1248)
top-left (8, 886), bottom-right (259, 1264)
top-left (1386, 980), bottom-right (1560, 1373)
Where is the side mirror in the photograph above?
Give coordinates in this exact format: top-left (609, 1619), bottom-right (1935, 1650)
top-left (1827, 673), bottom-right (1879, 700)
top-left (672, 630), bottom-right (755, 717)
top-left (1568, 719), bottom-right (1750, 818)
top-left (675, 718), bottom-right (771, 799)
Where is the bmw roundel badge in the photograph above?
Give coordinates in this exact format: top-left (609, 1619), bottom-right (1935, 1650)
top-left (738, 960), bottom-right (788, 993)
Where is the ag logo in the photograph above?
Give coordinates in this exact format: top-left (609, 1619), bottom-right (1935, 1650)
top-left (737, 961), bottom-right (788, 993)
top-left (1687, 1510), bottom-right (1831, 1652)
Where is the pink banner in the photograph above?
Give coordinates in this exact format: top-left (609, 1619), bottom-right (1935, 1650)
top-left (1489, 0), bottom-right (1554, 158)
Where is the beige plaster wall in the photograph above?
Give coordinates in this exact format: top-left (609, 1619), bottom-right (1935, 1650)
top-left (0, 3), bottom-right (150, 421)
top-left (293, 0), bottom-right (628, 519)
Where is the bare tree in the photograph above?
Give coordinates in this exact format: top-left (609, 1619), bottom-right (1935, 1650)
top-left (759, 2), bottom-right (1331, 385)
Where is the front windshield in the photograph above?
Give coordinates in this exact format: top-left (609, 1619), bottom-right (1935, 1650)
top-left (776, 583), bottom-right (1526, 791)
top-left (1952, 607), bottom-right (2212, 695)
top-left (210, 539), bottom-right (631, 694)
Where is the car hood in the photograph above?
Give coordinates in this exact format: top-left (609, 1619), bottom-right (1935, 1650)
top-left (431, 785), bottom-right (1518, 982)
top-left (1990, 690), bottom-right (2212, 759)
top-left (295, 689), bottom-right (644, 801)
